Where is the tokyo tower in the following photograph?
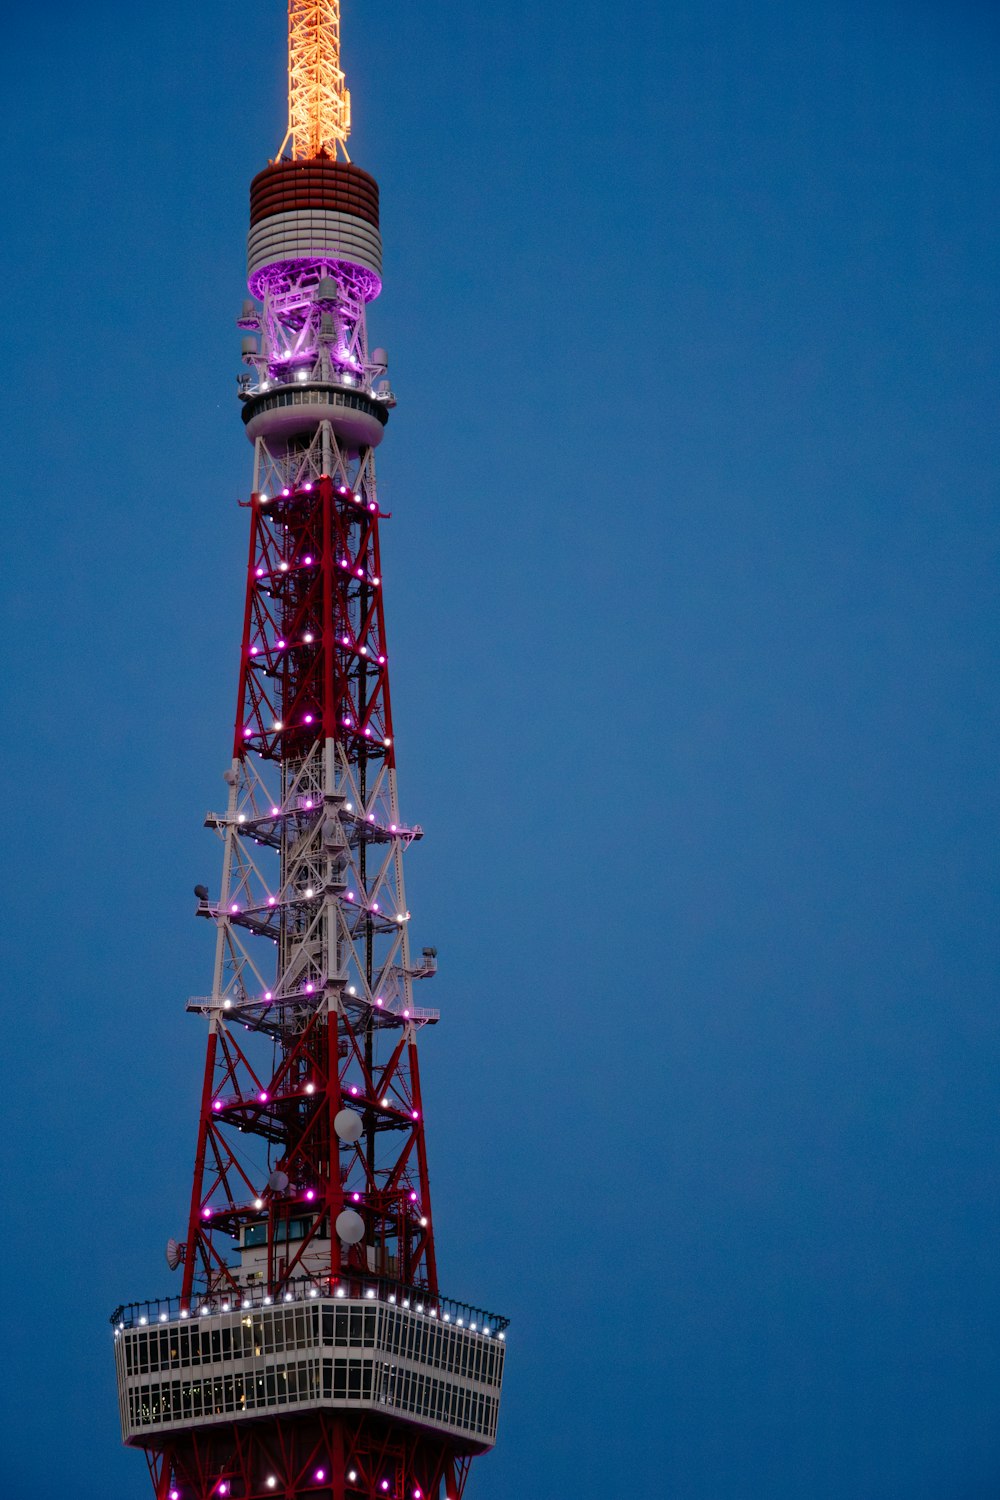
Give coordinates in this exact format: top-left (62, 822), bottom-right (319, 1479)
top-left (110, 4), bottom-right (508, 1498)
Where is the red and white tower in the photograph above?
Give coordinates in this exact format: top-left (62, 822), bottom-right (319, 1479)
top-left (111, 5), bottom-right (507, 1498)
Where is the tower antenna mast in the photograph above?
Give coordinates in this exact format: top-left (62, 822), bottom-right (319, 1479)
top-left (109, 2), bottom-right (508, 1497)
top-left (279, 0), bottom-right (352, 160)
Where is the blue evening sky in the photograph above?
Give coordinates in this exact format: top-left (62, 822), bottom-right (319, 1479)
top-left (2, 1), bottom-right (998, 1497)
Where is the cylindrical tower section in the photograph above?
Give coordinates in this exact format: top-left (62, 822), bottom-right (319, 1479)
top-left (240, 158), bottom-right (391, 453)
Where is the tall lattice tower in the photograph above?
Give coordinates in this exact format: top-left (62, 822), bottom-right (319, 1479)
top-left (110, 5), bottom-right (507, 1498)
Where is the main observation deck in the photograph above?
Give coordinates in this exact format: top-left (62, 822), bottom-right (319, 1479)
top-left (112, 1277), bottom-right (507, 1456)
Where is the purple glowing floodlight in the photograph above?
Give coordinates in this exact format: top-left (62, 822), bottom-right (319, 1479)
top-left (303, 482), bottom-right (313, 492)
top-left (230, 903), bottom-right (239, 914)
top-left (249, 646), bottom-right (259, 656)
top-left (403, 1009), bottom-right (410, 1019)
top-left (315, 1472), bottom-right (326, 1484)
top-left (259, 1091), bottom-right (269, 1103)
top-left (375, 997), bottom-right (384, 1007)
top-left (267, 896), bottom-right (276, 906)
top-left (202, 1208), bottom-right (212, 1219)
top-left (409, 1191), bottom-right (418, 1202)
top-left (265, 990), bottom-right (273, 1001)
top-left (213, 1100), bottom-right (223, 1112)
top-left (271, 805), bottom-right (280, 816)
top-left (378, 655), bottom-right (386, 665)
top-left (352, 1192), bottom-right (361, 1202)
top-left (243, 727), bottom-right (252, 738)
top-left (255, 566), bottom-right (264, 577)
top-left (364, 727), bottom-right (372, 738)
top-left (381, 1482), bottom-right (390, 1493)
top-left (412, 1109), bottom-right (420, 1120)
top-left (305, 981), bottom-right (314, 993)
top-left (282, 488), bottom-right (290, 497)
top-left (356, 567), bottom-right (364, 578)
top-left (304, 713), bottom-right (314, 725)
top-left (277, 639), bottom-right (286, 649)
top-left (349, 1085), bottom-right (359, 1096)
top-left (305, 1189), bottom-right (316, 1202)
top-left (304, 554), bottom-right (313, 564)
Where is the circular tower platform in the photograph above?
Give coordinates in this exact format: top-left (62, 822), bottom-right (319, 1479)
top-left (248, 157), bottom-right (383, 299)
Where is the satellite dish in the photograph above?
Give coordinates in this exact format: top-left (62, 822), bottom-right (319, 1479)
top-left (334, 1109), bottom-right (363, 1144)
top-left (336, 1209), bottom-right (365, 1245)
top-left (268, 1169), bottom-right (289, 1193)
top-left (194, 884), bottom-right (210, 901)
top-left (165, 1238), bottom-right (184, 1271)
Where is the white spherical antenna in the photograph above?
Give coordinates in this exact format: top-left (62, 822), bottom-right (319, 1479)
top-left (268, 1169), bottom-right (289, 1193)
top-left (336, 1209), bottom-right (365, 1244)
top-left (165, 1238), bottom-right (183, 1271)
top-left (334, 1109), bottom-right (363, 1144)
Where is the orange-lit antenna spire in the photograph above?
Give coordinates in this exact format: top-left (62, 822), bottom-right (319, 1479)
top-left (278, 0), bottom-right (352, 161)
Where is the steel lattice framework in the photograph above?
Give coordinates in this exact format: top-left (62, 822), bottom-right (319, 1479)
top-left (280, 0), bottom-right (352, 160)
top-left (110, 4), bottom-right (506, 1498)
top-left (181, 463), bottom-right (439, 1307)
